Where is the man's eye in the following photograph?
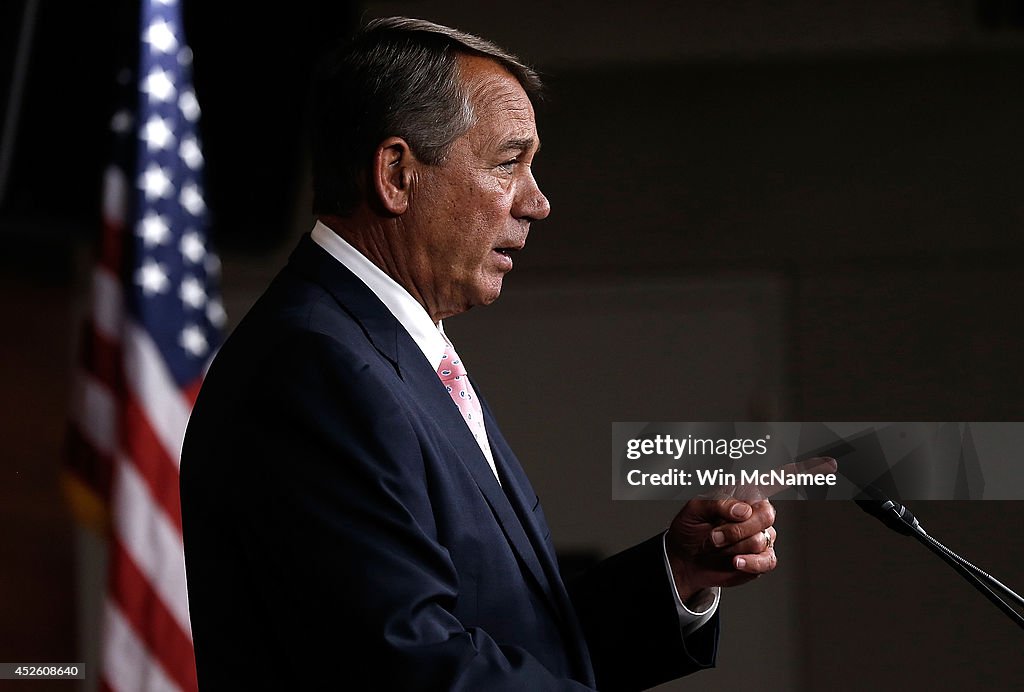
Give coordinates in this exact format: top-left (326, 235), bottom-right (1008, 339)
top-left (498, 158), bottom-right (518, 172)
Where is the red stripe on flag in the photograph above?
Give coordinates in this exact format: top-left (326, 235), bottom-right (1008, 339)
top-left (108, 539), bottom-right (198, 692)
top-left (80, 324), bottom-right (124, 394)
top-left (98, 218), bottom-right (125, 276)
top-left (182, 376), bottom-right (203, 407)
top-left (122, 394), bottom-right (185, 533)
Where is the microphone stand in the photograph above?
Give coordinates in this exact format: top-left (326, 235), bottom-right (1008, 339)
top-left (856, 489), bottom-right (1024, 631)
top-left (912, 524), bottom-right (1024, 629)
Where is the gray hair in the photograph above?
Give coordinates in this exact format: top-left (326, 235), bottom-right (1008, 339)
top-left (311, 16), bottom-right (543, 216)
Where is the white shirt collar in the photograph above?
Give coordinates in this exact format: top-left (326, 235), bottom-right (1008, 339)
top-left (311, 220), bottom-right (448, 370)
top-left (311, 220), bottom-right (497, 475)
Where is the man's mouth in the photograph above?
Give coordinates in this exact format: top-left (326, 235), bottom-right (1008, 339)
top-left (492, 245), bottom-right (521, 270)
top-left (493, 242), bottom-right (525, 257)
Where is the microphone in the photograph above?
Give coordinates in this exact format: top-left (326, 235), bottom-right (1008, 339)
top-left (854, 485), bottom-right (924, 536)
top-left (853, 485), bottom-right (1024, 630)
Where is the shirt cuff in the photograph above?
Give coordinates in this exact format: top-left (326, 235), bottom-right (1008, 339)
top-left (661, 531), bottom-right (721, 637)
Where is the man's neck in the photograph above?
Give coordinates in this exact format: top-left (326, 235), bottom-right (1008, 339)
top-left (318, 213), bottom-right (442, 322)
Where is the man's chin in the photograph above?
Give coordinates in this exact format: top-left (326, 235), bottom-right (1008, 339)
top-left (435, 282), bottom-right (503, 320)
top-left (466, 280), bottom-right (504, 312)
top-left (480, 278), bottom-right (505, 305)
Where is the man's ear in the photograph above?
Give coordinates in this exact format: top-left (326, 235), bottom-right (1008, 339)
top-left (372, 137), bottom-right (415, 215)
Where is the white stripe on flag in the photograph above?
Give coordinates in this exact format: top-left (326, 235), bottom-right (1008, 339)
top-left (102, 600), bottom-right (181, 692)
top-left (111, 456), bottom-right (193, 638)
top-left (70, 371), bottom-right (117, 457)
top-left (102, 164), bottom-right (129, 226)
top-left (123, 322), bottom-right (191, 465)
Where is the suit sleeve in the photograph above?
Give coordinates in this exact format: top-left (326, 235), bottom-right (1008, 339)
top-left (186, 331), bottom-right (594, 690)
top-left (569, 535), bottom-right (719, 692)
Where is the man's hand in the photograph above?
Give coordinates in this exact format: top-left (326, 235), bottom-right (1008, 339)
top-left (665, 495), bottom-right (777, 603)
top-left (664, 457), bottom-right (837, 603)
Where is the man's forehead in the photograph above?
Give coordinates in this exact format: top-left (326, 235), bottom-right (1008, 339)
top-left (477, 118), bottom-right (540, 158)
top-left (459, 56), bottom-right (534, 114)
top-left (457, 55), bottom-right (539, 150)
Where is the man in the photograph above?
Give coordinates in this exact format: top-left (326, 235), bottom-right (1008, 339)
top-left (181, 17), bottom-right (778, 690)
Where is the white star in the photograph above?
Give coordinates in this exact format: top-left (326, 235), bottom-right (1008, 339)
top-left (139, 164), bottom-right (173, 201)
top-left (110, 109), bottom-right (133, 134)
top-left (143, 19), bottom-right (178, 55)
top-left (180, 181), bottom-right (205, 216)
top-left (180, 324), bottom-right (208, 357)
top-left (137, 212), bottom-right (171, 246)
top-left (141, 116), bottom-right (175, 152)
top-left (207, 298), bottom-right (227, 328)
top-left (179, 88), bottom-right (200, 122)
top-left (136, 260), bottom-right (169, 295)
top-left (180, 276), bottom-right (207, 309)
top-left (180, 231), bottom-right (205, 263)
top-left (179, 135), bottom-right (203, 170)
top-left (141, 68), bottom-right (176, 103)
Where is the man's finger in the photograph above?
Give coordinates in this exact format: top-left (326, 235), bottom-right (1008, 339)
top-left (732, 456), bottom-right (838, 502)
top-left (733, 547), bottom-right (778, 574)
top-left (718, 526), bottom-right (776, 556)
top-left (709, 500), bottom-right (775, 547)
top-left (688, 494), bottom-right (752, 525)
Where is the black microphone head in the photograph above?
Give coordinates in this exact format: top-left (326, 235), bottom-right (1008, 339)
top-left (855, 485), bottom-right (924, 536)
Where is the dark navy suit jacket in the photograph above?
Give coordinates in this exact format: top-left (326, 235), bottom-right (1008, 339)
top-left (180, 236), bottom-right (717, 690)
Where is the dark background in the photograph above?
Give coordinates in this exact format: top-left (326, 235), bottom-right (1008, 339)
top-left (3, 1), bottom-right (1024, 690)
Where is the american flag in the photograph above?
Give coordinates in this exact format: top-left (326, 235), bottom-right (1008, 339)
top-left (64, 1), bottom-right (222, 690)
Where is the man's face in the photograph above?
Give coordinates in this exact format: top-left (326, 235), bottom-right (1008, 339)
top-left (401, 55), bottom-right (550, 322)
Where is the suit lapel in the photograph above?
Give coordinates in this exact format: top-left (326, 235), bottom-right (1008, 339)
top-left (285, 235), bottom-right (567, 624)
top-left (404, 359), bottom-right (595, 684)
top-left (286, 235), bottom-right (402, 370)
top-left (398, 344), bottom-right (564, 619)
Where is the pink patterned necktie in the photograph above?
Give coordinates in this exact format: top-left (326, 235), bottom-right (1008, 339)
top-left (437, 341), bottom-right (498, 481)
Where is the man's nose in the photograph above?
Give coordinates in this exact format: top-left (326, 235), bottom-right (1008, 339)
top-left (515, 169), bottom-right (551, 221)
